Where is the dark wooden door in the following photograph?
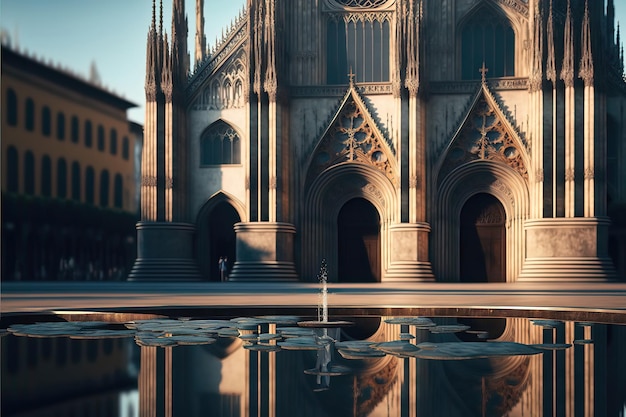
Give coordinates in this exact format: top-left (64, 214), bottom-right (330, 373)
top-left (460, 193), bottom-right (506, 282)
top-left (338, 198), bottom-right (380, 282)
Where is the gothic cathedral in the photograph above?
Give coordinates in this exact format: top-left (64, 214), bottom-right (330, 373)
top-left (130, 0), bottom-right (626, 283)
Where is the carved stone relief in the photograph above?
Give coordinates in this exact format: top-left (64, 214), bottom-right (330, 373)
top-left (441, 96), bottom-right (528, 181)
top-left (192, 52), bottom-right (247, 110)
top-left (308, 94), bottom-right (396, 186)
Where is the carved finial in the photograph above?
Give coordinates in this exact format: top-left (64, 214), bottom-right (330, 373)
top-left (479, 62), bottom-right (488, 83)
top-left (546, 0), bottom-right (556, 84)
top-left (560, 0), bottom-right (574, 87)
top-left (159, 0), bottom-right (163, 35)
top-left (348, 67), bottom-right (356, 85)
top-left (152, 0), bottom-right (156, 29)
top-left (579, 0), bottom-right (594, 85)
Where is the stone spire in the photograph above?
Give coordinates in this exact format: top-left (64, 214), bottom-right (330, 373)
top-left (546, 0), bottom-right (556, 85)
top-left (263, 0), bottom-right (277, 100)
top-left (529, 0), bottom-right (544, 92)
top-left (579, 0), bottom-right (594, 86)
top-left (145, 0), bottom-right (160, 101)
top-left (560, 0), bottom-right (574, 87)
top-left (195, 0), bottom-right (206, 64)
top-left (404, 0), bottom-right (420, 96)
top-left (171, 0), bottom-right (189, 88)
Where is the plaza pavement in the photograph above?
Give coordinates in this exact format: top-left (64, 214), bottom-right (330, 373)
top-left (2, 281), bottom-right (626, 324)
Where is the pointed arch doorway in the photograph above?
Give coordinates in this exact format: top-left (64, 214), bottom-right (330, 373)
top-left (337, 198), bottom-right (381, 283)
top-left (460, 193), bottom-right (506, 283)
top-left (197, 201), bottom-right (240, 281)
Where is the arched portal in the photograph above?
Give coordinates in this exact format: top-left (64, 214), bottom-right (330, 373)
top-left (208, 202), bottom-right (239, 281)
top-left (460, 193), bottom-right (506, 282)
top-left (197, 199), bottom-right (242, 282)
top-left (337, 198), bottom-right (380, 282)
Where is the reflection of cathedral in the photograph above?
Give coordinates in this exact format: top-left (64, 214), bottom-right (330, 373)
top-left (133, 317), bottom-right (625, 417)
top-left (130, 0), bottom-right (626, 282)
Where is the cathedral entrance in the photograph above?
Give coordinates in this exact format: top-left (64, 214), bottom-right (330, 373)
top-left (337, 198), bottom-right (380, 283)
top-left (203, 201), bottom-right (240, 281)
top-left (460, 193), bottom-right (506, 283)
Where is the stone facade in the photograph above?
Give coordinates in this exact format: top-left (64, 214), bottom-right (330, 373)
top-left (131, 0), bottom-right (626, 282)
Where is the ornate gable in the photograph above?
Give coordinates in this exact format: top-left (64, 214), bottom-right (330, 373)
top-left (438, 79), bottom-right (529, 184)
top-left (306, 83), bottom-right (397, 187)
top-left (187, 10), bottom-right (249, 108)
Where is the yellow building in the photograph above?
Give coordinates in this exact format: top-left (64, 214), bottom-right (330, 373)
top-left (1, 43), bottom-right (142, 281)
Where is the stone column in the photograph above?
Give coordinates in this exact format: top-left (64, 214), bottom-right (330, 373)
top-left (228, 222), bottom-right (298, 281)
top-left (518, 218), bottom-right (617, 281)
top-left (128, 222), bottom-right (202, 281)
top-left (385, 223), bottom-right (434, 281)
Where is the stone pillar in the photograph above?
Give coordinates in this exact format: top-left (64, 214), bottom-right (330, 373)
top-left (384, 223), bottom-right (434, 281)
top-left (228, 222), bottom-right (298, 281)
top-left (128, 221), bottom-right (202, 281)
top-left (138, 346), bottom-right (173, 417)
top-left (518, 218), bottom-right (617, 281)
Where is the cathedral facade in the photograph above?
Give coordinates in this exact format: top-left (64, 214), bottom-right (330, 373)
top-left (130, 0), bottom-right (626, 283)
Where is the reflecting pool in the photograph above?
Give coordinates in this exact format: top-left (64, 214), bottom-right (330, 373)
top-left (2, 313), bottom-right (626, 417)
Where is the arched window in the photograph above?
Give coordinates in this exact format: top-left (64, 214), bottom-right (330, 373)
top-left (110, 129), bottom-right (117, 155)
top-left (85, 120), bottom-right (93, 148)
top-left (234, 80), bottom-right (243, 107)
top-left (24, 151), bottom-right (35, 194)
top-left (41, 155), bottom-right (52, 197)
top-left (42, 106), bottom-right (52, 137)
top-left (56, 112), bottom-right (65, 140)
top-left (72, 162), bottom-right (81, 201)
top-left (114, 174), bottom-right (123, 208)
top-left (327, 15), bottom-right (390, 84)
top-left (100, 170), bottom-right (110, 207)
top-left (57, 158), bottom-right (67, 199)
top-left (7, 89), bottom-right (18, 126)
top-left (71, 116), bottom-right (80, 143)
top-left (25, 98), bottom-right (35, 131)
top-left (461, 7), bottom-right (515, 80)
top-left (6, 146), bottom-right (19, 193)
top-left (122, 137), bottom-right (130, 160)
top-left (201, 120), bottom-right (241, 165)
top-left (85, 166), bottom-right (95, 204)
top-left (97, 125), bottom-right (105, 151)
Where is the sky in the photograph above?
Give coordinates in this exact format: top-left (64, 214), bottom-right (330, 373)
top-left (0, 0), bottom-right (247, 124)
top-left (1, 0), bottom-right (624, 125)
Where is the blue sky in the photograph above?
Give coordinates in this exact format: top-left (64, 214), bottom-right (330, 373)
top-left (0, 0), bottom-right (246, 123)
top-left (1, 0), bottom-right (624, 125)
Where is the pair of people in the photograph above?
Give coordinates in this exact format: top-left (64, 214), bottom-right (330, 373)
top-left (218, 256), bottom-right (229, 281)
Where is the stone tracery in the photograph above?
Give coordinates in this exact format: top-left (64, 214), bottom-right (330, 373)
top-left (192, 52), bottom-right (247, 110)
top-left (441, 95), bottom-right (528, 182)
top-left (308, 93), bottom-right (396, 187)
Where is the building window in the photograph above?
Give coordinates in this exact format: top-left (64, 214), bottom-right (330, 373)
top-left (57, 158), bottom-right (67, 199)
top-left (114, 174), bottom-right (123, 208)
top-left (41, 155), bottom-right (52, 197)
top-left (201, 120), bottom-right (241, 165)
top-left (6, 146), bottom-right (19, 193)
top-left (24, 151), bottom-right (35, 195)
top-left (97, 125), bottom-right (105, 151)
top-left (42, 106), bottom-right (52, 137)
top-left (56, 112), bottom-right (65, 140)
top-left (326, 15), bottom-right (390, 84)
top-left (122, 137), bottom-right (130, 160)
top-left (110, 129), bottom-right (117, 155)
top-left (86, 166), bottom-right (95, 204)
top-left (85, 120), bottom-right (93, 147)
top-left (71, 116), bottom-right (80, 143)
top-left (72, 162), bottom-right (81, 201)
top-left (100, 170), bottom-right (110, 207)
top-left (25, 98), bottom-right (35, 131)
top-left (7, 88), bottom-right (18, 126)
top-left (461, 7), bottom-right (515, 80)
